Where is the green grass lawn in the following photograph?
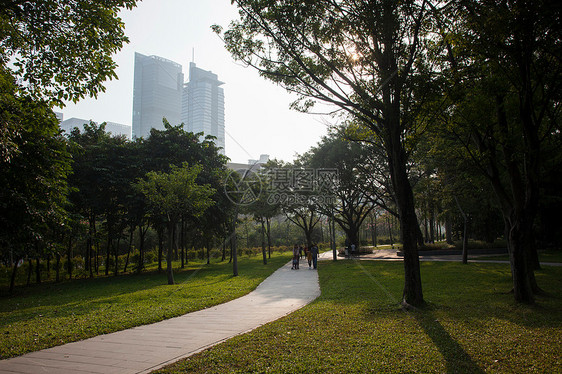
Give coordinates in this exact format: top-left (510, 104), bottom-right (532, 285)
top-left (155, 260), bottom-right (562, 373)
top-left (477, 248), bottom-right (562, 263)
top-left (0, 253), bottom-right (290, 359)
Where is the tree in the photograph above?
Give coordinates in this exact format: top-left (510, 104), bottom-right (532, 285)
top-left (436, 0), bottom-right (562, 303)
top-left (224, 167), bottom-right (262, 275)
top-left (283, 202), bottom-right (321, 251)
top-left (0, 67), bottom-right (72, 293)
top-left (0, 0), bottom-right (138, 106)
top-left (244, 162), bottom-right (281, 264)
top-left (1, 0), bottom-right (138, 290)
top-left (135, 163), bottom-right (215, 285)
top-left (141, 122), bottom-right (230, 268)
top-left (304, 132), bottom-right (375, 248)
top-left (68, 123), bottom-right (114, 276)
top-left (216, 0), bottom-right (436, 305)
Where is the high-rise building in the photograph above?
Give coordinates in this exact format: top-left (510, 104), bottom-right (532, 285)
top-left (132, 53), bottom-right (184, 139)
top-left (182, 62), bottom-right (225, 153)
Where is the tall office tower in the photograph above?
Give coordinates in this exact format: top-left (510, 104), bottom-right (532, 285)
top-left (182, 62), bottom-right (225, 153)
top-left (132, 53), bottom-right (184, 139)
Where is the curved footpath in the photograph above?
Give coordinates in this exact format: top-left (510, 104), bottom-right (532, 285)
top-left (0, 262), bottom-right (320, 374)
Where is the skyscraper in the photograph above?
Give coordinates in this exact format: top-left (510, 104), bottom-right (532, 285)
top-left (182, 62), bottom-right (225, 153)
top-left (132, 53), bottom-right (184, 139)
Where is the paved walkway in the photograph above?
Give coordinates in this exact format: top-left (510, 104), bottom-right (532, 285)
top-left (0, 262), bottom-right (320, 374)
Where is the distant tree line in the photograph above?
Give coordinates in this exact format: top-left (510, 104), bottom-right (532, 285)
top-left (1, 118), bottom-right (232, 292)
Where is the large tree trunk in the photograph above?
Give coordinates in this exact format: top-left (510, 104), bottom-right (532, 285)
top-left (26, 258), bottom-right (32, 285)
top-left (93, 216), bottom-right (100, 275)
top-left (507, 219), bottom-right (534, 303)
top-left (232, 209), bottom-right (239, 276)
top-left (445, 215), bottom-right (453, 244)
top-left (124, 224), bottom-right (134, 273)
top-left (386, 120), bottom-right (424, 307)
top-left (67, 235), bottom-right (73, 279)
top-left (157, 227), bottom-right (164, 272)
top-left (386, 215), bottom-right (394, 248)
top-left (493, 93), bottom-right (539, 304)
top-left (370, 213), bottom-right (377, 247)
top-left (261, 219), bottom-right (267, 265)
top-left (166, 221), bottom-right (175, 285)
top-left (455, 196), bottom-right (469, 264)
top-left (343, 222), bottom-right (360, 252)
top-left (87, 213), bottom-right (96, 278)
top-left (266, 217), bottom-right (272, 259)
top-left (329, 212), bottom-right (337, 261)
top-left (114, 235), bottom-right (120, 276)
top-left (462, 219), bottom-right (469, 265)
top-left (55, 252), bottom-right (61, 282)
top-left (429, 205), bottom-right (435, 243)
top-left (85, 216), bottom-right (91, 273)
top-left (180, 218), bottom-right (186, 268)
top-left (35, 255), bottom-right (41, 284)
top-left (9, 257), bottom-right (20, 294)
top-left (137, 224), bottom-right (147, 273)
top-left (105, 237), bottom-right (111, 276)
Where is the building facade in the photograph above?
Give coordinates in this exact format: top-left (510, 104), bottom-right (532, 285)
top-left (182, 62), bottom-right (225, 153)
top-left (60, 118), bottom-right (132, 139)
top-left (132, 53), bottom-right (184, 139)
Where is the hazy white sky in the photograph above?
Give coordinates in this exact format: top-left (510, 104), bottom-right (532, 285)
top-left (61, 0), bottom-right (331, 164)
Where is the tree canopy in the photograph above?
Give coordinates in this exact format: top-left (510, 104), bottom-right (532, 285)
top-left (0, 0), bottom-right (137, 105)
top-left (216, 0), bottom-right (436, 306)
top-left (218, 0), bottom-right (562, 305)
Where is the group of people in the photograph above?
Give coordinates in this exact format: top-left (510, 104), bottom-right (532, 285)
top-left (292, 244), bottom-right (319, 270)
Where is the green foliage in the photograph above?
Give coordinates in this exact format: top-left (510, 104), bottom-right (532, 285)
top-left (135, 162), bottom-right (216, 223)
top-left (156, 261), bottom-right (562, 373)
top-left (0, 0), bottom-right (138, 288)
top-left (0, 0), bottom-right (138, 105)
top-left (0, 67), bottom-right (72, 264)
top-left (303, 131), bottom-right (377, 245)
top-left (63, 122), bottom-right (229, 278)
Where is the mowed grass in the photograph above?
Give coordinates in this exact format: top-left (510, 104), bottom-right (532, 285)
top-left (156, 260), bottom-right (562, 373)
top-left (0, 253), bottom-right (290, 359)
top-left (478, 248), bottom-right (562, 263)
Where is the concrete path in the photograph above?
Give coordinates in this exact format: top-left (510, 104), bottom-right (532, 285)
top-left (0, 261), bottom-right (320, 374)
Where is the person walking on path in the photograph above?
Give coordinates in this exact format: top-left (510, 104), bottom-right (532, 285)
top-left (292, 244), bottom-right (300, 269)
top-left (311, 243), bottom-right (319, 269)
top-left (307, 246), bottom-right (313, 268)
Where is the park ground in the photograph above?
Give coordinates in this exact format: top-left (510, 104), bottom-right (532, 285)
top-left (1, 249), bottom-right (561, 373)
top-left (155, 251), bottom-right (562, 373)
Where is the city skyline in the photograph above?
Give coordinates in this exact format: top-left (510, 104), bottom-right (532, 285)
top-left (59, 0), bottom-right (328, 164)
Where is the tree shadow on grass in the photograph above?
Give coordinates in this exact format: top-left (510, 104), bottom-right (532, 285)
top-left (415, 311), bottom-right (485, 374)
